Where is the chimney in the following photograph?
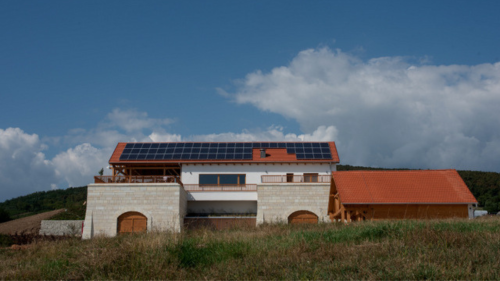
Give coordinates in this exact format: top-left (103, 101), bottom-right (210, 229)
top-left (260, 148), bottom-right (266, 158)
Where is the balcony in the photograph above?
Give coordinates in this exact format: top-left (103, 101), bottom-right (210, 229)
top-left (183, 184), bottom-right (257, 192)
top-left (94, 175), bottom-right (182, 184)
top-left (261, 175), bottom-right (331, 183)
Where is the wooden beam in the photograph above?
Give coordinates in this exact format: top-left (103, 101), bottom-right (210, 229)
top-left (331, 208), bottom-right (342, 218)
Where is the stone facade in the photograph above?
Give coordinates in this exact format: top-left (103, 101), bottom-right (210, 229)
top-left (82, 183), bottom-right (187, 239)
top-left (40, 220), bottom-right (84, 236)
top-left (257, 183), bottom-right (331, 224)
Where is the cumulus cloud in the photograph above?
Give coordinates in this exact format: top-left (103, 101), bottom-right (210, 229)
top-left (230, 48), bottom-right (500, 171)
top-left (0, 109), bottom-right (179, 200)
top-left (186, 125), bottom-right (338, 142)
top-left (104, 108), bottom-right (174, 133)
top-left (0, 128), bottom-right (58, 200)
top-left (64, 108), bottom-right (175, 148)
top-left (52, 143), bottom-right (111, 187)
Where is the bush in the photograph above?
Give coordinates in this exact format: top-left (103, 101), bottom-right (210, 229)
top-left (0, 234), bottom-right (14, 247)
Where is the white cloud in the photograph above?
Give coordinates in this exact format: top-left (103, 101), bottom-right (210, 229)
top-left (230, 48), bottom-right (500, 171)
top-left (148, 132), bottom-right (183, 142)
top-left (0, 109), bottom-right (179, 200)
top-left (52, 143), bottom-right (111, 187)
top-left (63, 108), bottom-right (176, 148)
top-left (0, 128), bottom-right (58, 200)
top-left (104, 108), bottom-right (174, 133)
top-left (186, 125), bottom-right (338, 142)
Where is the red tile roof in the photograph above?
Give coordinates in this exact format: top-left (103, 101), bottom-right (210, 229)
top-left (332, 170), bottom-right (477, 204)
top-left (109, 142), bottom-right (340, 164)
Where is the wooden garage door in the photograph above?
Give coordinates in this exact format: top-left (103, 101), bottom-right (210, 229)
top-left (118, 212), bottom-right (147, 234)
top-left (288, 210), bottom-right (318, 224)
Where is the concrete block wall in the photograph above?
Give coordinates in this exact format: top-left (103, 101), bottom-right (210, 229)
top-left (82, 183), bottom-right (187, 239)
top-left (39, 220), bottom-right (84, 236)
top-left (257, 183), bottom-right (331, 224)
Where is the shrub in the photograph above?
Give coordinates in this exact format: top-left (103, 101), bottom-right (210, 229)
top-left (0, 234), bottom-right (14, 247)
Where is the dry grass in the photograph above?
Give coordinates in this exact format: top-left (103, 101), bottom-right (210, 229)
top-left (1, 217), bottom-right (500, 280)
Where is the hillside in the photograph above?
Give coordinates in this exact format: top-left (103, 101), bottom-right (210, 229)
top-left (0, 209), bottom-right (65, 235)
top-left (0, 186), bottom-right (87, 222)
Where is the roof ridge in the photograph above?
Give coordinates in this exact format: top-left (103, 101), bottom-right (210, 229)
top-left (334, 169), bottom-right (457, 173)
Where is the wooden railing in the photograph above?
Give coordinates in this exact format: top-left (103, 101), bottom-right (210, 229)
top-left (183, 184), bottom-right (257, 192)
top-left (94, 175), bottom-right (182, 184)
top-left (261, 175), bottom-right (331, 183)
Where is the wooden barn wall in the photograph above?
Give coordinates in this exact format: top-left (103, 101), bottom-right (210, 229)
top-left (351, 204), bottom-right (469, 220)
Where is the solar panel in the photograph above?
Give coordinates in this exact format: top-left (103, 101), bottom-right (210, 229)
top-left (118, 142), bottom-right (333, 161)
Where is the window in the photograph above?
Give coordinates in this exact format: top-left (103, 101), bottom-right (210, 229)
top-left (199, 174), bottom-right (246, 185)
top-left (286, 173), bottom-right (294, 183)
top-left (304, 173), bottom-right (318, 183)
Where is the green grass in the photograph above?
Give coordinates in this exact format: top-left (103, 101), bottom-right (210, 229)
top-left (1, 217), bottom-right (500, 280)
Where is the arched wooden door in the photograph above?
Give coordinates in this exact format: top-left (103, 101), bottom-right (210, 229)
top-left (118, 212), bottom-right (147, 234)
top-left (288, 210), bottom-right (318, 224)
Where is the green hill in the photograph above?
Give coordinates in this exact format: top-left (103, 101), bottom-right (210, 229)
top-left (0, 186), bottom-right (87, 222)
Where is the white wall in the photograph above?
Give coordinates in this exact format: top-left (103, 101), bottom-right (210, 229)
top-left (181, 163), bottom-right (336, 184)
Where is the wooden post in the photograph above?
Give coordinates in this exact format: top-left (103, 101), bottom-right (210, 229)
top-left (346, 210), bottom-right (351, 223)
top-left (341, 207), bottom-right (345, 223)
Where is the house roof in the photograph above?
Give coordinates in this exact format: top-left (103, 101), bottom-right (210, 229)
top-left (109, 142), bottom-right (340, 164)
top-left (332, 170), bottom-right (477, 204)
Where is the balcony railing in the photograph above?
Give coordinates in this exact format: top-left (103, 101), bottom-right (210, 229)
top-left (94, 175), bottom-right (182, 184)
top-left (183, 184), bottom-right (257, 192)
top-left (261, 175), bottom-right (331, 183)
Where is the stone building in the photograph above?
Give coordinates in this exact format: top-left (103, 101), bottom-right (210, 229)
top-left (82, 141), bottom-right (477, 239)
top-left (83, 141), bottom-right (339, 238)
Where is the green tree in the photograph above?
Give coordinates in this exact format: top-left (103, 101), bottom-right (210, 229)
top-left (0, 207), bottom-right (11, 223)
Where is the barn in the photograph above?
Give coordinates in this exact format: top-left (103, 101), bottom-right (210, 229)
top-left (328, 169), bottom-right (478, 222)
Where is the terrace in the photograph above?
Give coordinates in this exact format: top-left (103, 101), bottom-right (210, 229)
top-left (94, 173), bottom-right (329, 192)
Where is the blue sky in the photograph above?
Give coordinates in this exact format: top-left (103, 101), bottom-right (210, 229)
top-left (1, 1), bottom-right (499, 201)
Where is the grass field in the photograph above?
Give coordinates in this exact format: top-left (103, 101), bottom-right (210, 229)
top-left (1, 217), bottom-right (500, 280)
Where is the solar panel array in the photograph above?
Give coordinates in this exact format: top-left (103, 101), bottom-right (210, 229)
top-left (119, 142), bottom-right (332, 161)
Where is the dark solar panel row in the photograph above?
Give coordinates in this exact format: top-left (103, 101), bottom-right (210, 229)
top-left (121, 153), bottom-right (253, 161)
top-left (120, 142), bottom-right (332, 160)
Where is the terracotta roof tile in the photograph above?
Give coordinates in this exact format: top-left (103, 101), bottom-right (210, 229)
top-left (332, 170), bottom-right (477, 204)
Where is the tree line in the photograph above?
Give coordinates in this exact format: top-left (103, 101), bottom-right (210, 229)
top-left (0, 186), bottom-right (87, 223)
